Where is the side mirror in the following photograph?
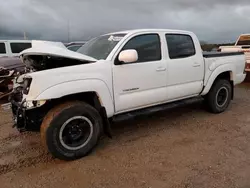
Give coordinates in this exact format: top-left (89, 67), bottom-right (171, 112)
top-left (118, 49), bottom-right (138, 64)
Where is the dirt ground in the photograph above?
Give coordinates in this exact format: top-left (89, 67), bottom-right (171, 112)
top-left (0, 84), bottom-right (250, 188)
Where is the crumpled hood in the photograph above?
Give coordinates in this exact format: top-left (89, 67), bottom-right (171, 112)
top-left (19, 40), bottom-right (97, 62)
top-left (19, 60), bottom-right (112, 101)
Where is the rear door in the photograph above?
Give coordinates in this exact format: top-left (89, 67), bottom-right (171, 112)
top-left (112, 33), bottom-right (168, 113)
top-left (165, 33), bottom-right (204, 100)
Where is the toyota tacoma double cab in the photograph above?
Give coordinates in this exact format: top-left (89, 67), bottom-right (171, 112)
top-left (6, 29), bottom-right (246, 161)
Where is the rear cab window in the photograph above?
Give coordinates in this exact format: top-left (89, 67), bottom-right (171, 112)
top-left (165, 34), bottom-right (196, 59)
top-left (0, 43), bottom-right (6, 54)
top-left (10, 42), bottom-right (31, 53)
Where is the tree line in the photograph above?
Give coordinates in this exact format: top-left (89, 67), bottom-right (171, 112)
top-left (200, 41), bottom-right (235, 52)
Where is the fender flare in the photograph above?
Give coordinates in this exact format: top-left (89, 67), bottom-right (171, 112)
top-left (35, 79), bottom-right (115, 117)
top-left (201, 64), bottom-right (235, 95)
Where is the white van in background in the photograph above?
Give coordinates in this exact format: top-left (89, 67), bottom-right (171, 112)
top-left (0, 40), bottom-right (32, 57)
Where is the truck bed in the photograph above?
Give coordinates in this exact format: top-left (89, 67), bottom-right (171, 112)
top-left (203, 51), bottom-right (244, 58)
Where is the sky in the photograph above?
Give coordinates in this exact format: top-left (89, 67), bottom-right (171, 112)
top-left (0, 0), bottom-right (250, 43)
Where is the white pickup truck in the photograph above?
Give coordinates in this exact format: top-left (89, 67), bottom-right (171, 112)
top-left (219, 34), bottom-right (250, 71)
top-left (8, 29), bottom-right (246, 161)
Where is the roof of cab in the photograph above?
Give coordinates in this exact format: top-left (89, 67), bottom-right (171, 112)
top-left (239, 34), bottom-right (250, 36)
top-left (0, 40), bottom-right (31, 43)
top-left (107, 29), bottom-right (194, 35)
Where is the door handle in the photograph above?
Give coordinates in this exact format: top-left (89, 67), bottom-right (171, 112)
top-left (156, 67), bottom-right (166, 72)
top-left (193, 62), bottom-right (201, 67)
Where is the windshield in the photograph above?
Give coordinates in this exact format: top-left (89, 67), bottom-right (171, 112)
top-left (77, 34), bottom-right (126, 60)
top-left (236, 35), bottom-right (250, 46)
top-left (67, 45), bottom-right (83, 51)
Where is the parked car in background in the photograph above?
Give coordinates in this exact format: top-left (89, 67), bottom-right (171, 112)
top-left (0, 40), bottom-right (66, 99)
top-left (0, 40), bottom-right (66, 71)
top-left (66, 41), bottom-right (86, 51)
top-left (219, 34), bottom-right (250, 71)
top-left (0, 40), bottom-right (32, 57)
top-left (7, 29), bottom-right (246, 161)
top-left (0, 40), bottom-right (32, 99)
top-left (0, 40), bottom-right (66, 70)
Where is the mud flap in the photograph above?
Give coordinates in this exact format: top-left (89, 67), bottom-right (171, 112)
top-left (99, 107), bottom-right (112, 138)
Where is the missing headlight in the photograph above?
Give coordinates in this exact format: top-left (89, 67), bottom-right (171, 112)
top-left (23, 77), bottom-right (32, 95)
top-left (25, 100), bottom-right (46, 109)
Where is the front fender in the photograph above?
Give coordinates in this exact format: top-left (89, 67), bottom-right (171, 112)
top-left (35, 79), bottom-right (114, 117)
top-left (201, 64), bottom-right (235, 95)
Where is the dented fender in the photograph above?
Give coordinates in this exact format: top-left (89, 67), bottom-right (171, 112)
top-left (34, 79), bottom-right (115, 117)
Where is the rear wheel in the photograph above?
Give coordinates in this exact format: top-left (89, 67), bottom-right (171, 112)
top-left (40, 101), bottom-right (102, 161)
top-left (205, 79), bottom-right (232, 113)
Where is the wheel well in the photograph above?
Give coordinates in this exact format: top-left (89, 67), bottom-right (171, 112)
top-left (25, 92), bottom-right (112, 137)
top-left (52, 92), bottom-right (102, 111)
top-left (50, 92), bottom-right (112, 137)
top-left (215, 71), bottom-right (232, 82)
top-left (214, 71), bottom-right (234, 99)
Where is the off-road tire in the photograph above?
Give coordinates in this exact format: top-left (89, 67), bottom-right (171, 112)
top-left (40, 101), bottom-right (102, 161)
top-left (205, 79), bottom-right (232, 113)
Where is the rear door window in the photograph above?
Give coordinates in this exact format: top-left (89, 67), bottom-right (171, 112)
top-left (165, 34), bottom-right (196, 59)
top-left (10, 42), bottom-right (31, 53)
top-left (0, 43), bottom-right (6, 54)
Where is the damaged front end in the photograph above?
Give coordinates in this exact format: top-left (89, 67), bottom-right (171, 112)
top-left (7, 57), bottom-right (95, 132)
top-left (8, 79), bottom-right (49, 132)
top-left (3, 41), bottom-right (97, 132)
top-left (0, 67), bottom-right (17, 100)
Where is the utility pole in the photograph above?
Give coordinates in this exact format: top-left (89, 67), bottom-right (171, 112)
top-left (67, 19), bottom-right (70, 42)
top-left (23, 31), bottom-right (27, 40)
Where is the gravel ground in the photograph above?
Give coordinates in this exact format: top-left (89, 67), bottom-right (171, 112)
top-left (0, 84), bottom-right (250, 188)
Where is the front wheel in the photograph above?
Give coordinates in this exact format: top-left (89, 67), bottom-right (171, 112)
top-left (40, 101), bottom-right (102, 161)
top-left (205, 79), bottom-right (232, 114)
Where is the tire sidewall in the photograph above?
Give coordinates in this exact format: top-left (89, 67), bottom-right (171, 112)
top-left (210, 80), bottom-right (232, 113)
top-left (46, 104), bottom-right (102, 160)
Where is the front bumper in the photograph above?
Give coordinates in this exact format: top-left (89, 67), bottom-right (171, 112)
top-left (9, 98), bottom-right (47, 132)
top-left (10, 99), bottom-right (27, 132)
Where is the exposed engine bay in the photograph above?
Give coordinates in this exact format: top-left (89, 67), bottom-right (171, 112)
top-left (11, 55), bottom-right (93, 98)
top-left (22, 55), bottom-right (92, 72)
top-left (0, 67), bottom-right (19, 100)
top-left (10, 55), bottom-right (93, 102)
top-left (5, 55), bottom-right (93, 132)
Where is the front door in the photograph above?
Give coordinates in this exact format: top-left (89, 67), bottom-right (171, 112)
top-left (112, 33), bottom-right (167, 113)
